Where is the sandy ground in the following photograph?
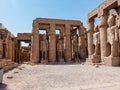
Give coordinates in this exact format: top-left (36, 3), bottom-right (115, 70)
top-left (1, 63), bottom-right (120, 90)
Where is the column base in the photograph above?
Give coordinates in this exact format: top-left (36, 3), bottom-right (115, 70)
top-left (66, 60), bottom-right (73, 64)
top-left (41, 59), bottom-right (48, 64)
top-left (49, 61), bottom-right (57, 64)
top-left (104, 57), bottom-right (120, 66)
top-left (58, 58), bottom-right (65, 64)
top-left (86, 55), bottom-right (101, 63)
top-left (30, 60), bottom-right (39, 65)
top-left (75, 58), bottom-right (81, 64)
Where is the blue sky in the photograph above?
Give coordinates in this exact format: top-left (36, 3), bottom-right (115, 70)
top-left (0, 0), bottom-right (104, 36)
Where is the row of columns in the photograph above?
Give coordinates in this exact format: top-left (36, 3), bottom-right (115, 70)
top-left (31, 22), bottom-right (87, 64)
top-left (30, 23), bottom-right (72, 63)
top-left (87, 11), bottom-right (109, 61)
top-left (0, 32), bottom-right (15, 61)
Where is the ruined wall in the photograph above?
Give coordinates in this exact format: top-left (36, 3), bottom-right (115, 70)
top-left (0, 24), bottom-right (17, 71)
top-left (0, 28), bottom-right (15, 61)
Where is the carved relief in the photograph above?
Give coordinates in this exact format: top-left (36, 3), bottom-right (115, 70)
top-left (93, 25), bottom-right (100, 56)
top-left (72, 35), bottom-right (79, 62)
top-left (107, 14), bottom-right (119, 57)
top-left (40, 34), bottom-right (48, 61)
top-left (57, 38), bottom-right (64, 62)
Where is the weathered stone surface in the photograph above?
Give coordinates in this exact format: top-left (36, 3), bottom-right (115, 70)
top-left (57, 38), bottom-right (64, 63)
top-left (0, 0), bottom-right (120, 67)
top-left (87, 0), bottom-right (120, 66)
top-left (29, 18), bottom-right (86, 64)
top-left (104, 57), bottom-right (120, 66)
top-left (40, 34), bottom-right (48, 63)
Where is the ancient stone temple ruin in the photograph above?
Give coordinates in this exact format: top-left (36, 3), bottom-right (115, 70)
top-left (16, 18), bottom-right (87, 64)
top-left (0, 23), bottom-right (17, 71)
top-left (0, 0), bottom-right (120, 71)
top-left (30, 18), bottom-right (87, 64)
top-left (86, 0), bottom-right (120, 66)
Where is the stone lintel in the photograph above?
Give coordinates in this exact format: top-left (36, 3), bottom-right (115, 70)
top-left (88, 0), bottom-right (118, 19)
top-left (34, 18), bottom-right (82, 26)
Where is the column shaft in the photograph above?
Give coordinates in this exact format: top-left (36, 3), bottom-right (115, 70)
top-left (8, 40), bottom-right (13, 60)
top-left (87, 19), bottom-right (94, 57)
top-left (49, 24), bottom-right (56, 63)
top-left (98, 14), bottom-right (108, 60)
top-left (79, 28), bottom-right (86, 59)
top-left (65, 24), bottom-right (72, 62)
top-left (30, 23), bottom-right (39, 63)
top-left (0, 40), bottom-right (3, 59)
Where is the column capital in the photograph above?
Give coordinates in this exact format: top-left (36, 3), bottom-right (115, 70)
top-left (98, 10), bottom-right (109, 28)
top-left (32, 30), bottom-right (39, 35)
top-left (87, 18), bottom-right (94, 33)
top-left (98, 15), bottom-right (108, 28)
top-left (65, 24), bottom-right (71, 29)
top-left (98, 10), bottom-right (109, 18)
top-left (32, 22), bottom-right (39, 35)
top-left (87, 19), bottom-right (94, 23)
top-left (65, 24), bottom-right (71, 35)
top-left (50, 23), bottom-right (55, 35)
top-left (50, 23), bottom-right (55, 27)
top-left (33, 22), bottom-right (39, 29)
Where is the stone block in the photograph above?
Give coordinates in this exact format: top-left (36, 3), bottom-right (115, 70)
top-left (86, 55), bottom-right (101, 63)
top-left (41, 60), bottom-right (48, 64)
top-left (104, 57), bottom-right (120, 66)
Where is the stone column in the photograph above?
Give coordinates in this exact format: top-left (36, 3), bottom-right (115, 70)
top-left (79, 26), bottom-right (86, 59)
top-left (65, 24), bottom-right (72, 62)
top-left (98, 11), bottom-right (108, 61)
top-left (12, 39), bottom-right (15, 62)
top-left (87, 19), bottom-right (94, 58)
top-left (0, 39), bottom-right (3, 59)
top-left (8, 39), bottom-right (13, 61)
top-left (49, 24), bottom-right (56, 63)
top-left (15, 38), bottom-right (19, 62)
top-left (118, 7), bottom-right (120, 56)
top-left (60, 26), bottom-right (65, 38)
top-left (30, 23), bottom-right (39, 63)
top-left (5, 33), bottom-right (10, 59)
